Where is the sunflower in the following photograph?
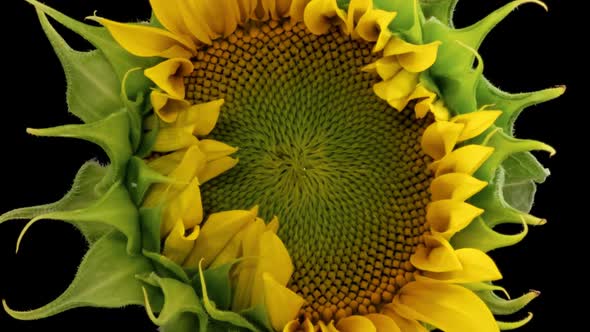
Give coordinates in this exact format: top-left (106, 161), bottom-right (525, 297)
top-left (1, 0), bottom-right (563, 331)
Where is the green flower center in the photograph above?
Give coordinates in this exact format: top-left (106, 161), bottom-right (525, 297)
top-left (185, 20), bottom-right (433, 322)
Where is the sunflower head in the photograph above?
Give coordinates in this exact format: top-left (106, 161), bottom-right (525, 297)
top-left (1, 0), bottom-right (563, 331)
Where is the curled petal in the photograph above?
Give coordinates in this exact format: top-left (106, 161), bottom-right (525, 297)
top-left (162, 177), bottom-right (203, 234)
top-left (407, 85), bottom-right (437, 118)
top-left (304, 0), bottom-right (347, 35)
top-left (150, 91), bottom-right (190, 123)
top-left (430, 173), bottom-right (488, 201)
top-left (373, 70), bottom-right (419, 108)
top-left (145, 58), bottom-right (194, 100)
top-left (184, 209), bottom-right (258, 268)
top-left (162, 219), bottom-right (199, 265)
top-left (175, 99), bottom-right (224, 136)
top-left (370, 56), bottom-right (403, 81)
top-left (452, 110), bottom-right (502, 142)
top-left (288, 0), bottom-right (311, 22)
top-left (355, 9), bottom-right (396, 51)
top-left (345, 0), bottom-right (372, 34)
top-left (427, 200), bottom-right (484, 238)
top-left (410, 233), bottom-right (461, 272)
top-left (421, 248), bottom-right (502, 283)
top-left (430, 145), bottom-right (494, 177)
top-left (284, 319), bottom-right (315, 332)
top-left (383, 38), bottom-right (441, 72)
top-left (421, 121), bottom-right (465, 160)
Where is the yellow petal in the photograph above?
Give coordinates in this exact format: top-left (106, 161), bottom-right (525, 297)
top-left (250, 231), bottom-right (295, 306)
top-left (198, 139), bottom-right (239, 161)
top-left (365, 313), bottom-right (401, 332)
top-left (176, 99), bottom-right (224, 136)
top-left (345, 0), bottom-right (372, 34)
top-left (303, 319), bottom-right (315, 332)
top-left (451, 110), bottom-right (502, 142)
top-left (319, 321), bottom-right (340, 332)
top-left (421, 248), bottom-right (502, 283)
top-left (260, 0), bottom-right (295, 20)
top-left (427, 200), bottom-right (484, 238)
top-left (420, 121), bottom-right (465, 160)
top-left (95, 17), bottom-right (195, 58)
top-left (235, 0), bottom-right (258, 22)
top-left (145, 58), bottom-right (194, 100)
top-left (288, 0), bottom-right (310, 22)
top-left (260, 231), bottom-right (294, 284)
top-left (149, 0), bottom-right (192, 40)
top-left (194, 0), bottom-right (241, 38)
top-left (373, 70), bottom-right (419, 105)
top-left (153, 126), bottom-right (199, 152)
top-left (161, 145), bottom-right (206, 183)
top-left (406, 84), bottom-right (436, 119)
top-left (373, 56), bottom-right (403, 81)
top-left (381, 304), bottom-right (428, 332)
top-left (384, 38), bottom-right (441, 73)
top-left (162, 219), bottom-right (199, 265)
top-left (160, 177), bottom-right (203, 235)
top-left (263, 272), bottom-right (305, 331)
top-left (410, 233), bottom-right (461, 272)
top-left (184, 209), bottom-right (257, 268)
top-left (284, 319), bottom-right (316, 332)
top-left (209, 222), bottom-right (249, 268)
top-left (430, 145), bottom-right (494, 177)
top-left (336, 315), bottom-right (377, 332)
top-left (150, 90), bottom-right (190, 123)
top-left (232, 218), bottom-right (267, 310)
top-left (430, 173), bottom-right (487, 201)
top-left (147, 145), bottom-right (207, 178)
top-left (392, 281), bottom-right (498, 332)
top-left (176, 0), bottom-right (213, 44)
top-left (303, 0), bottom-right (347, 35)
top-left (198, 156), bottom-right (239, 184)
top-left (355, 9), bottom-right (396, 51)
top-left (431, 100), bottom-right (450, 121)
top-left (143, 145), bottom-right (207, 210)
top-left (266, 216), bottom-right (280, 233)
top-left (284, 320), bottom-right (300, 332)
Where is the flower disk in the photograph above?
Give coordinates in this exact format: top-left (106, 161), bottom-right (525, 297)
top-left (186, 20), bottom-right (434, 322)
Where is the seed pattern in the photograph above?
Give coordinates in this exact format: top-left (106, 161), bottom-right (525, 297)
top-left (185, 20), bottom-right (433, 323)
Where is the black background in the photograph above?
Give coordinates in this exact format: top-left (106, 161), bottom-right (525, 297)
top-left (0, 0), bottom-right (581, 331)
